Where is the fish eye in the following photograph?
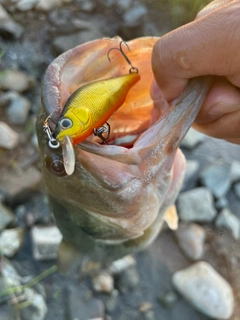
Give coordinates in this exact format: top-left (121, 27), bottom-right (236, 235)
top-left (45, 155), bottom-right (67, 177)
top-left (59, 118), bottom-right (72, 129)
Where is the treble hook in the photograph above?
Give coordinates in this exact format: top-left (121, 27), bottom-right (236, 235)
top-left (107, 40), bottom-right (138, 74)
top-left (94, 122), bottom-right (110, 145)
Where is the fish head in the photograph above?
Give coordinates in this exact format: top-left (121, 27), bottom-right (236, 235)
top-left (37, 36), bottom-right (212, 264)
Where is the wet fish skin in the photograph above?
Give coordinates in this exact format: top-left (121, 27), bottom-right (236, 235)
top-left (37, 37), bottom-right (212, 266)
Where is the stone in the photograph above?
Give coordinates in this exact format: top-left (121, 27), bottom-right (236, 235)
top-left (230, 160), bottom-right (240, 183)
top-left (215, 197), bottom-right (229, 210)
top-left (92, 271), bottom-right (114, 293)
top-left (177, 187), bottom-right (217, 222)
top-left (158, 291), bottom-right (178, 307)
top-left (0, 121), bottom-right (19, 150)
top-left (108, 255), bottom-right (136, 274)
top-left (180, 159), bottom-right (200, 191)
top-left (123, 4), bottom-right (147, 26)
top-left (174, 222), bottom-right (206, 260)
top-left (0, 69), bottom-right (35, 92)
top-left (36, 0), bottom-right (64, 11)
top-left (15, 0), bottom-right (39, 11)
top-left (31, 226), bottom-right (62, 260)
top-left (199, 161), bottom-right (231, 198)
top-left (53, 30), bottom-right (104, 54)
top-left (0, 228), bottom-right (24, 257)
top-left (7, 94), bottom-right (31, 125)
top-left (233, 182), bottom-right (240, 199)
top-left (116, 267), bottom-right (140, 293)
top-left (215, 208), bottom-right (240, 240)
top-left (0, 4), bottom-right (24, 39)
top-left (0, 202), bottom-right (15, 231)
top-left (0, 166), bottom-right (41, 200)
top-left (181, 128), bottom-right (206, 149)
top-left (76, 0), bottom-right (95, 12)
top-left (0, 91), bottom-right (19, 108)
top-left (20, 288), bottom-right (48, 320)
top-left (105, 289), bottom-right (119, 313)
top-left (172, 261), bottom-right (234, 319)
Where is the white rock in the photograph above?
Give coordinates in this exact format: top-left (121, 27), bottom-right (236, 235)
top-left (108, 255), bottom-right (136, 274)
top-left (181, 128), bottom-right (206, 149)
top-left (230, 160), bottom-right (240, 183)
top-left (0, 4), bottom-right (24, 39)
top-left (177, 187), bottom-right (217, 222)
top-left (0, 70), bottom-right (35, 92)
top-left (0, 121), bottom-right (19, 149)
top-left (172, 261), bottom-right (234, 319)
top-left (7, 94), bottom-right (31, 125)
top-left (31, 226), bottom-right (62, 260)
top-left (174, 223), bottom-right (205, 260)
top-left (0, 228), bottom-right (24, 257)
top-left (21, 288), bottom-right (48, 320)
top-left (36, 0), bottom-right (63, 11)
top-left (15, 0), bottom-right (39, 11)
top-left (215, 208), bottom-right (240, 240)
top-left (181, 159), bottom-right (200, 191)
top-left (0, 202), bottom-right (15, 231)
top-left (92, 271), bottom-right (114, 293)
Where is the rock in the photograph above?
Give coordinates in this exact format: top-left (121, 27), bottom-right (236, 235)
top-left (199, 161), bottom-right (231, 198)
top-left (36, 0), bottom-right (65, 11)
top-left (0, 4), bottom-right (24, 39)
top-left (53, 30), bottom-right (104, 54)
top-left (76, 0), bottom-right (95, 12)
top-left (174, 222), bottom-right (206, 260)
top-left (20, 288), bottom-right (48, 320)
top-left (116, 267), bottom-right (140, 293)
top-left (0, 166), bottom-right (41, 200)
top-left (181, 128), bottom-right (206, 149)
top-left (92, 271), bottom-right (114, 293)
top-left (0, 228), bottom-right (24, 257)
top-left (0, 202), bottom-right (15, 231)
top-left (215, 197), bottom-right (229, 210)
top-left (31, 226), bottom-right (62, 260)
top-left (180, 159), bottom-right (200, 191)
top-left (7, 94), bottom-right (31, 125)
top-left (215, 208), bottom-right (240, 240)
top-left (108, 255), bottom-right (136, 275)
top-left (230, 160), bottom-right (240, 183)
top-left (172, 261), bottom-right (234, 319)
top-left (0, 121), bottom-right (19, 149)
top-left (105, 289), bottom-right (119, 312)
top-left (117, 0), bottom-right (132, 12)
top-left (67, 284), bottom-right (105, 320)
top-left (0, 70), bottom-right (35, 92)
top-left (233, 182), bottom-right (240, 199)
top-left (15, 0), bottom-right (39, 11)
top-left (0, 91), bottom-right (19, 108)
top-left (177, 187), bottom-right (217, 222)
top-left (158, 291), bottom-right (178, 307)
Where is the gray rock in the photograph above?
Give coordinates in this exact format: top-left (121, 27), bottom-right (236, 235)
top-left (233, 182), bottom-right (240, 199)
top-left (36, 0), bottom-right (71, 11)
top-left (0, 69), bottom-right (35, 92)
top-left (177, 187), bottom-right (217, 222)
top-left (215, 208), bottom-right (240, 240)
top-left (108, 255), bottom-right (136, 275)
top-left (105, 289), bottom-right (119, 312)
top-left (199, 161), bottom-right (231, 198)
top-left (0, 166), bottom-right (41, 200)
top-left (53, 30), bottom-right (104, 54)
top-left (0, 91), bottom-right (19, 108)
top-left (158, 291), bottom-right (178, 307)
top-left (123, 4), bottom-right (147, 26)
top-left (230, 160), bottom-right (240, 183)
top-left (215, 197), bottom-right (229, 210)
top-left (0, 202), bottom-right (15, 231)
top-left (0, 4), bottom-right (24, 39)
top-left (180, 159), bottom-right (200, 191)
top-left (92, 271), bottom-right (114, 293)
top-left (174, 222), bottom-right (206, 260)
top-left (181, 128), bottom-right (206, 149)
top-left (0, 121), bottom-right (19, 150)
top-left (0, 228), bottom-right (24, 257)
top-left (31, 226), bottom-right (62, 260)
top-left (172, 261), bottom-right (234, 319)
top-left (7, 94), bottom-right (31, 125)
top-left (15, 0), bottom-right (39, 11)
top-left (116, 267), bottom-right (140, 293)
top-left (117, 0), bottom-right (132, 12)
top-left (76, 0), bottom-right (95, 12)
top-left (20, 288), bottom-right (48, 320)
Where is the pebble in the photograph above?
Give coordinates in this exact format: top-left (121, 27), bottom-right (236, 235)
top-left (199, 161), bottom-right (232, 198)
top-left (0, 91), bottom-right (19, 108)
top-left (0, 121), bottom-right (19, 150)
top-left (15, 0), bottom-right (39, 11)
top-left (172, 261), bottom-right (234, 319)
top-left (181, 128), bottom-right (206, 149)
top-left (177, 187), bottom-right (217, 222)
top-left (215, 208), bottom-right (240, 240)
top-left (174, 222), bottom-right (206, 260)
top-left (20, 288), bottom-right (48, 320)
top-left (215, 197), bottom-right (229, 210)
top-left (0, 69), bottom-right (35, 92)
top-left (0, 202), bottom-right (15, 231)
top-left (105, 289), bottom-right (119, 312)
top-left (230, 160), bottom-right (240, 183)
top-left (0, 228), bottom-right (24, 257)
top-left (0, 4), bottom-right (24, 39)
top-left (7, 94), bottom-right (31, 125)
top-left (123, 4), bottom-right (147, 26)
top-left (0, 166), bottom-right (41, 200)
top-left (158, 291), bottom-right (178, 307)
top-left (76, 0), bottom-right (95, 12)
top-left (31, 225), bottom-right (62, 260)
top-left (117, 0), bottom-right (132, 12)
top-left (36, 0), bottom-right (65, 11)
top-left (180, 159), bottom-right (200, 191)
top-left (116, 267), bottom-right (140, 293)
top-left (233, 182), bottom-right (240, 199)
top-left (108, 255), bottom-right (136, 275)
top-left (92, 271), bottom-right (114, 293)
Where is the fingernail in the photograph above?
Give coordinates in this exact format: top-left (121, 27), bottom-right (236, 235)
top-left (150, 80), bottom-right (163, 100)
top-left (209, 102), bottom-right (240, 118)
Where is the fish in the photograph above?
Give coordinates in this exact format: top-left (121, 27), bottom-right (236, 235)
top-left (37, 37), bottom-right (212, 271)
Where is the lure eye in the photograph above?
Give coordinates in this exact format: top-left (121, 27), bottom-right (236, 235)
top-left (59, 118), bottom-right (73, 129)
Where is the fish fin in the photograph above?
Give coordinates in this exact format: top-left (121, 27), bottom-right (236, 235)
top-left (57, 239), bottom-right (82, 273)
top-left (163, 205), bottom-right (178, 230)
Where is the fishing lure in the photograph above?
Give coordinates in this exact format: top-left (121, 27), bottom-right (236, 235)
top-left (43, 40), bottom-right (140, 175)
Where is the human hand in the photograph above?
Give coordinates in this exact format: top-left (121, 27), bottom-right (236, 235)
top-left (151, 0), bottom-right (240, 144)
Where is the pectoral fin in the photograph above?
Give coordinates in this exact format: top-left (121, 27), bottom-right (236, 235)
top-left (163, 205), bottom-right (178, 230)
top-left (57, 239), bottom-right (82, 273)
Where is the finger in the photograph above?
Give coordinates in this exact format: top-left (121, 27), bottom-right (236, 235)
top-left (151, 2), bottom-right (240, 101)
top-left (196, 0), bottom-right (233, 18)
